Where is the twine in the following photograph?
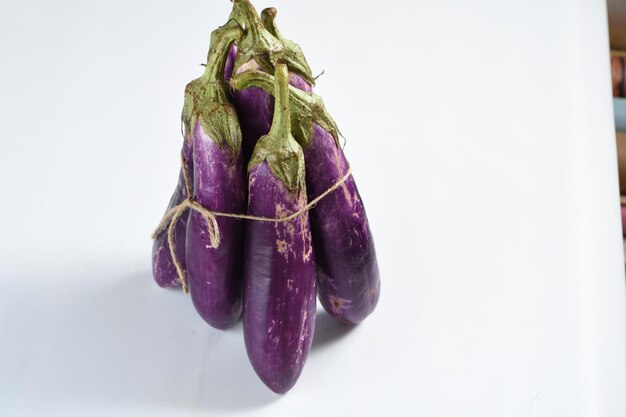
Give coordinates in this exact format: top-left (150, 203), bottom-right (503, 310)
top-left (152, 152), bottom-right (352, 293)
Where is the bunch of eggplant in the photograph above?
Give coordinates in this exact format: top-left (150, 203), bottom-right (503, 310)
top-left (151, 0), bottom-right (380, 394)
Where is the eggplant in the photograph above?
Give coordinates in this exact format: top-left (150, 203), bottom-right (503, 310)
top-left (151, 138), bottom-right (193, 288)
top-left (231, 69), bottom-right (380, 324)
top-left (183, 21), bottom-right (246, 329)
top-left (152, 27), bottom-right (241, 290)
top-left (243, 63), bottom-right (316, 393)
top-left (303, 125), bottom-right (380, 324)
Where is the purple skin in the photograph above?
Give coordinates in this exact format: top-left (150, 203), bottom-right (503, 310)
top-left (243, 162), bottom-right (316, 394)
top-left (303, 124), bottom-right (380, 324)
top-left (234, 67), bottom-right (380, 323)
top-left (274, 74), bottom-right (380, 324)
top-left (233, 70), bottom-right (312, 163)
top-left (185, 120), bottom-right (246, 329)
top-left (152, 48), bottom-right (238, 290)
top-left (287, 73), bottom-right (312, 93)
top-left (151, 138), bottom-right (193, 288)
top-left (224, 45), bottom-right (237, 81)
top-left (233, 86), bottom-right (273, 163)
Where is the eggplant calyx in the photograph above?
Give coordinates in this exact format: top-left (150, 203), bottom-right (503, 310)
top-left (232, 0), bottom-right (283, 76)
top-left (182, 20), bottom-right (243, 160)
top-left (230, 0), bottom-right (315, 87)
top-left (230, 70), bottom-right (341, 148)
top-left (261, 7), bottom-right (315, 86)
top-left (248, 62), bottom-right (305, 193)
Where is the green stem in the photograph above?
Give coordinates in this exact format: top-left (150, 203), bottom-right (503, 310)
top-left (268, 62), bottom-right (290, 140)
top-left (201, 20), bottom-right (242, 100)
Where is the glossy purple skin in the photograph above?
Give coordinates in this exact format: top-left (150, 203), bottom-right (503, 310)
top-left (151, 138), bottom-right (193, 288)
top-left (186, 121), bottom-right (246, 329)
top-left (152, 48), bottom-right (237, 290)
top-left (233, 86), bottom-right (273, 163)
top-left (280, 77), bottom-right (380, 323)
top-left (233, 72), bottom-right (312, 163)
top-left (304, 124), bottom-right (380, 324)
top-left (243, 162), bottom-right (316, 393)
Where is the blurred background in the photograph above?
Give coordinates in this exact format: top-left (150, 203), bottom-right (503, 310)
top-left (608, 1), bottom-right (626, 255)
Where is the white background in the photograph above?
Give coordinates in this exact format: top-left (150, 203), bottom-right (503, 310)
top-left (1, 0), bottom-right (625, 416)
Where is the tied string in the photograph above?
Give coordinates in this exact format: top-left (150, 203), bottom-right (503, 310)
top-left (152, 152), bottom-right (353, 293)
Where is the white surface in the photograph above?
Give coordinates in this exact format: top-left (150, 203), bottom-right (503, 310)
top-left (1, 0), bottom-right (625, 416)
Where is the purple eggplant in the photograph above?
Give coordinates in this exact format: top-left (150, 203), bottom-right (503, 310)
top-left (152, 28), bottom-right (241, 290)
top-left (186, 121), bottom-right (245, 329)
top-left (303, 126), bottom-right (380, 324)
top-left (243, 63), bottom-right (316, 393)
top-left (151, 138), bottom-right (193, 288)
top-left (231, 68), bottom-right (379, 324)
top-left (182, 21), bottom-right (246, 329)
